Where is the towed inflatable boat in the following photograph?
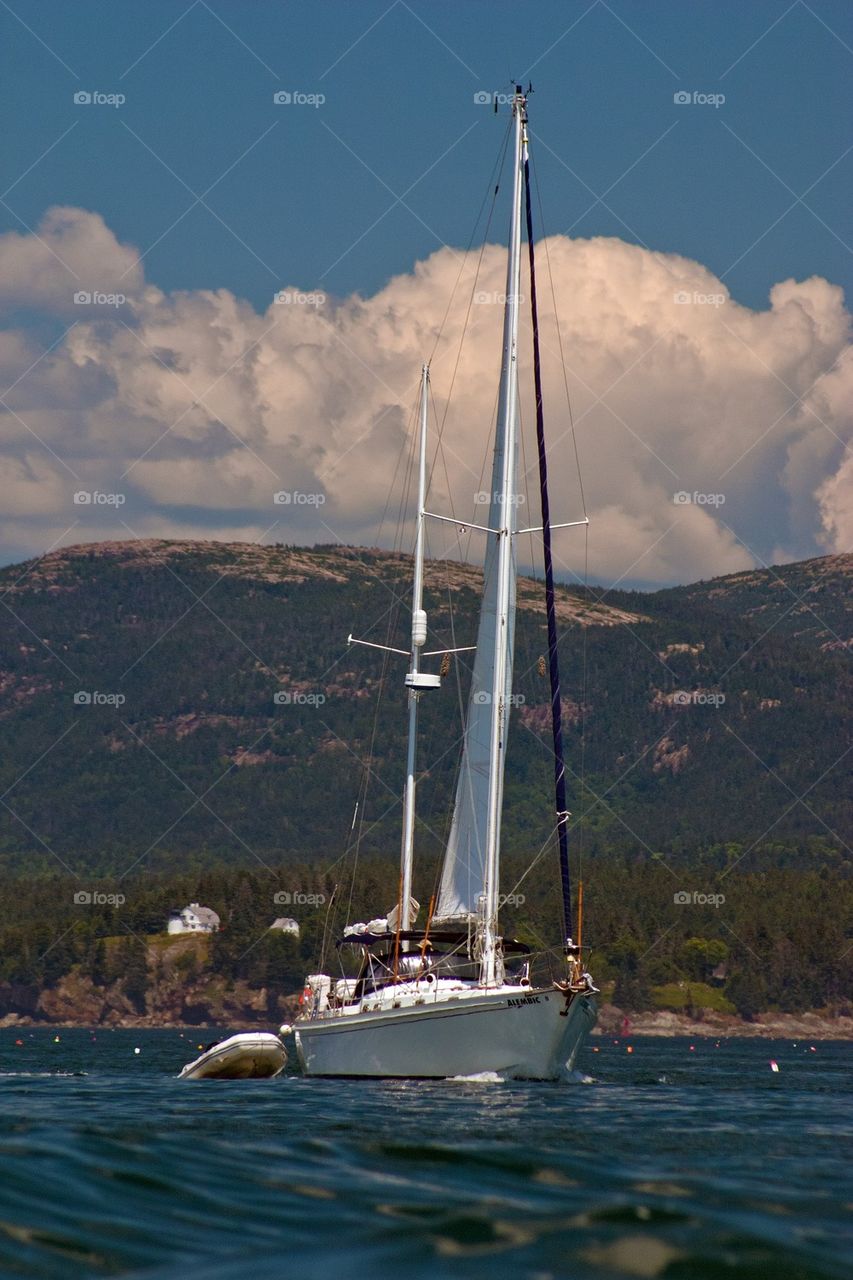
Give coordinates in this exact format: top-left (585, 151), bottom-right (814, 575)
top-left (179, 1032), bottom-right (286, 1080)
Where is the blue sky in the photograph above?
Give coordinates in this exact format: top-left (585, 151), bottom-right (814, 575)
top-left (3, 0), bottom-right (851, 311)
top-left (0, 1), bottom-right (851, 586)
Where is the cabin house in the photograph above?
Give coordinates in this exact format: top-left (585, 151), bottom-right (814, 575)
top-left (167, 903), bottom-right (220, 935)
top-left (270, 917), bottom-right (300, 937)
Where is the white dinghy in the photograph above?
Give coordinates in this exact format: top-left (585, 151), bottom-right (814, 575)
top-left (179, 1032), bottom-right (286, 1080)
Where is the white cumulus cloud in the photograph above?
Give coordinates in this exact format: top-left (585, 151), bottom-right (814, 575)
top-left (0, 205), bottom-right (850, 585)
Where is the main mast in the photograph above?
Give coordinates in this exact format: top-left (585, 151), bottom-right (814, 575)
top-left (480, 88), bottom-right (527, 986)
top-left (399, 363), bottom-right (431, 934)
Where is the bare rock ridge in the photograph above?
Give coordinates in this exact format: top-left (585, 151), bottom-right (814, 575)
top-left (5, 537), bottom-right (649, 627)
top-left (0, 538), bottom-right (848, 875)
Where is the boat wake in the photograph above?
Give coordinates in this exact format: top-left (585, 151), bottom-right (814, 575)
top-left (561, 1068), bottom-right (595, 1084)
top-left (447, 1071), bottom-right (505, 1084)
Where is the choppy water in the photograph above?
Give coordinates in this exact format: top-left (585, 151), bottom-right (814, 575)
top-left (0, 1029), bottom-right (849, 1279)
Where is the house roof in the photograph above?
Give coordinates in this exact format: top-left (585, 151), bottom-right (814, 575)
top-left (185, 902), bottom-right (220, 926)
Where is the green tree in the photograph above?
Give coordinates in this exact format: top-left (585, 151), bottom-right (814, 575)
top-left (120, 937), bottom-right (149, 1013)
top-left (679, 938), bottom-right (728, 982)
top-left (725, 968), bottom-right (767, 1021)
top-left (611, 940), bottom-right (651, 1011)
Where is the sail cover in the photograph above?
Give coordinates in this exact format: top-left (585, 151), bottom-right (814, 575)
top-left (435, 415), bottom-right (518, 921)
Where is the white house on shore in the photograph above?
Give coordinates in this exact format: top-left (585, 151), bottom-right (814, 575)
top-left (168, 903), bottom-right (220, 935)
top-left (269, 917), bottom-right (300, 937)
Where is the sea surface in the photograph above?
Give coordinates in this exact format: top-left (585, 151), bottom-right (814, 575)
top-left (0, 1029), bottom-right (849, 1279)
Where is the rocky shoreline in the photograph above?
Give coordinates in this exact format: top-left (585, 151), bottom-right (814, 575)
top-left (0, 960), bottom-right (301, 1032)
top-left (2, 991), bottom-right (851, 1040)
top-left (592, 1004), bottom-right (853, 1040)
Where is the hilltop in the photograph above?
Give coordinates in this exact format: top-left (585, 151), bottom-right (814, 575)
top-left (0, 539), bottom-right (849, 1026)
top-left (0, 539), bottom-right (849, 875)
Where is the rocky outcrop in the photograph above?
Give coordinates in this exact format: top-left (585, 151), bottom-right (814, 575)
top-left (11, 971), bottom-right (293, 1029)
top-left (594, 1003), bottom-right (853, 1040)
top-left (0, 936), bottom-right (301, 1029)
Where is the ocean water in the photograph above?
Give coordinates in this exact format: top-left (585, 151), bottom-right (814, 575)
top-left (0, 1030), bottom-right (849, 1279)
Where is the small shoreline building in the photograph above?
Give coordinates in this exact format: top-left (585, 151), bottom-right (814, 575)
top-left (167, 903), bottom-right (220, 935)
top-left (269, 917), bottom-right (300, 937)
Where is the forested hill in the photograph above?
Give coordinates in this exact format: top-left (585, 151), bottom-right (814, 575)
top-left (655, 553), bottom-right (852, 651)
top-left (0, 539), bottom-right (850, 877)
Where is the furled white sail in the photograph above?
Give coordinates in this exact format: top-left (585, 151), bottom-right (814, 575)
top-left (435, 393), bottom-right (520, 921)
top-left (434, 490), bottom-right (517, 920)
top-left (434, 100), bottom-right (525, 927)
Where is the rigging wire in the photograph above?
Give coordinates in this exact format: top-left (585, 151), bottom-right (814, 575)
top-left (427, 116), bottom-right (512, 372)
top-left (529, 148), bottom-right (587, 520)
top-left (528, 143), bottom-right (590, 941)
top-left (421, 126), bottom-right (514, 883)
top-left (336, 388), bottom-right (421, 936)
top-left (579, 524), bottom-right (589, 906)
top-left (523, 150), bottom-right (573, 945)
top-left (362, 119), bottom-right (513, 912)
top-left (426, 118), bottom-right (512, 524)
top-left (332, 116), bottom-right (589, 945)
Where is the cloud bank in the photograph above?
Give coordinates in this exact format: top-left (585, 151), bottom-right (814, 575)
top-left (0, 205), bottom-right (850, 585)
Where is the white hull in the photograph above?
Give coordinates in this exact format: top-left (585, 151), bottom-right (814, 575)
top-left (294, 987), bottom-right (597, 1080)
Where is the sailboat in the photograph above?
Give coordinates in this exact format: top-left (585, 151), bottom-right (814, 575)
top-left (291, 87), bottom-right (598, 1079)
